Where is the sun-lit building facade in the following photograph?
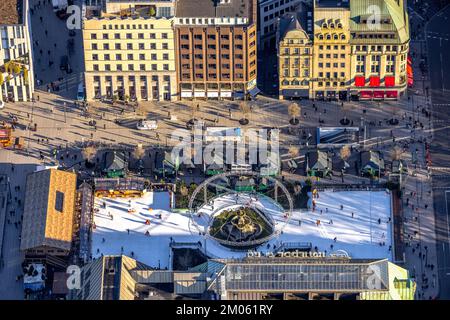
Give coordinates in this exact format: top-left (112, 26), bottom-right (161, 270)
top-left (278, 0), bottom-right (409, 101)
top-left (82, 0), bottom-right (177, 102)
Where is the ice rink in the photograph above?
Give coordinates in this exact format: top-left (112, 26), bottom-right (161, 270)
top-left (91, 190), bottom-right (393, 269)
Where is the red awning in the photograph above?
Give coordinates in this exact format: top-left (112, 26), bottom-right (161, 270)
top-left (373, 91), bottom-right (385, 98)
top-left (370, 76), bottom-right (380, 87)
top-left (360, 91), bottom-right (373, 99)
top-left (386, 91), bottom-right (398, 98)
top-left (355, 76), bottom-right (365, 87)
top-left (385, 76), bottom-right (395, 87)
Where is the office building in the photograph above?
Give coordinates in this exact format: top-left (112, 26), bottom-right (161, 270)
top-left (82, 0), bottom-right (177, 101)
top-left (174, 0), bottom-right (258, 100)
top-left (0, 0), bottom-right (34, 102)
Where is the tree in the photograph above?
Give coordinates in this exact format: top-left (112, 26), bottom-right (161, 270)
top-left (132, 144), bottom-right (145, 160)
top-left (288, 102), bottom-right (301, 125)
top-left (340, 103), bottom-right (351, 125)
top-left (180, 184), bottom-right (189, 197)
top-left (390, 146), bottom-right (403, 161)
top-left (288, 145), bottom-right (299, 158)
top-left (12, 63), bottom-right (21, 75)
top-left (389, 103), bottom-right (399, 125)
top-left (239, 101), bottom-right (250, 125)
top-left (339, 145), bottom-right (351, 162)
top-left (82, 146), bottom-right (97, 163)
top-left (149, 6), bottom-right (156, 16)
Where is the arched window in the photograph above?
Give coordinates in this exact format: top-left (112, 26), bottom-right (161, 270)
top-left (326, 34), bottom-right (331, 40)
top-left (333, 34), bottom-right (339, 40)
top-left (341, 34), bottom-right (346, 40)
top-left (292, 80), bottom-right (300, 85)
top-left (330, 23), bottom-right (335, 29)
top-left (318, 34), bottom-right (324, 40)
top-left (282, 80), bottom-right (289, 86)
top-left (322, 23), bottom-right (328, 29)
top-left (337, 23), bottom-right (343, 29)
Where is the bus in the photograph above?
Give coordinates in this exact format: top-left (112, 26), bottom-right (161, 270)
top-left (77, 82), bottom-right (85, 101)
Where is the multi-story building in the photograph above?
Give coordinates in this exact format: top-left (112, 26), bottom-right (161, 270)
top-left (277, 0), bottom-right (409, 101)
top-left (258, 0), bottom-right (302, 50)
top-left (82, 0), bottom-right (177, 102)
top-left (70, 255), bottom-right (416, 300)
top-left (20, 169), bottom-right (77, 257)
top-left (277, 2), bottom-right (313, 99)
top-left (0, 0), bottom-right (34, 102)
top-left (174, 0), bottom-right (258, 100)
top-left (349, 0), bottom-right (410, 101)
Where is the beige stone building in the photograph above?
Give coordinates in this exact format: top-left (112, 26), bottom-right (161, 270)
top-left (0, 0), bottom-right (34, 102)
top-left (277, 2), bottom-right (313, 99)
top-left (278, 0), bottom-right (409, 101)
top-left (20, 169), bottom-right (77, 256)
top-left (82, 1), bottom-right (177, 101)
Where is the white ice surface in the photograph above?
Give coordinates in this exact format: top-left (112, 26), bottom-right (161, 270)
top-left (92, 190), bottom-right (393, 269)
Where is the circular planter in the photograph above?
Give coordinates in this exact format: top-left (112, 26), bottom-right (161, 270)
top-left (239, 118), bottom-right (249, 125)
top-left (340, 118), bottom-right (350, 126)
top-left (289, 118), bottom-right (299, 125)
top-left (389, 118), bottom-right (399, 125)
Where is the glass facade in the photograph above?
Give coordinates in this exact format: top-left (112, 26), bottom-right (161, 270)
top-left (214, 259), bottom-right (390, 292)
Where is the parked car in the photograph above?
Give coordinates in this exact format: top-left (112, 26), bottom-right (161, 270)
top-left (136, 120), bottom-right (158, 130)
top-left (0, 100), bottom-right (4, 109)
top-left (60, 55), bottom-right (69, 71)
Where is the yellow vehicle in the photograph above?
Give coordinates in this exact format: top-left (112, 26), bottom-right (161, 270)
top-left (0, 126), bottom-right (12, 148)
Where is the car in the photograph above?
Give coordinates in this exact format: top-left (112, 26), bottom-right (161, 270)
top-left (0, 100), bottom-right (4, 109)
top-left (136, 120), bottom-right (158, 130)
top-left (60, 55), bottom-right (69, 71)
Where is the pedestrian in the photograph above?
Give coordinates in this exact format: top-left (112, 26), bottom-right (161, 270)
top-left (351, 212), bottom-right (354, 218)
top-left (333, 237), bottom-right (337, 242)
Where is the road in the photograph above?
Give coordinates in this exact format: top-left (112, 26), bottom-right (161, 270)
top-left (426, 4), bottom-right (450, 299)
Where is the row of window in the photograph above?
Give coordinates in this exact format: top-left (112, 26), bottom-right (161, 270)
top-left (92, 53), bottom-right (170, 61)
top-left (93, 75), bottom-right (172, 83)
top-left (317, 33), bottom-right (347, 41)
top-left (355, 65), bottom-right (396, 73)
top-left (90, 42), bottom-right (170, 50)
top-left (180, 34), bottom-right (243, 41)
top-left (91, 32), bottom-right (169, 40)
top-left (91, 64), bottom-right (171, 72)
top-left (181, 73), bottom-right (246, 80)
top-left (181, 44), bottom-right (245, 50)
top-left (180, 53), bottom-right (245, 60)
top-left (263, 0), bottom-right (294, 12)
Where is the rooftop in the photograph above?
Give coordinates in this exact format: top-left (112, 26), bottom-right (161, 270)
top-left (92, 190), bottom-right (393, 269)
top-left (176, 0), bottom-right (253, 19)
top-left (20, 169), bottom-right (77, 252)
top-left (0, 0), bottom-right (21, 25)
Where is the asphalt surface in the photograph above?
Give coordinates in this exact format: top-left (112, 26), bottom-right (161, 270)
top-left (426, 4), bottom-right (450, 299)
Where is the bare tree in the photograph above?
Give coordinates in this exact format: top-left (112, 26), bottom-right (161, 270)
top-left (390, 146), bottom-right (403, 161)
top-left (341, 103), bottom-right (351, 125)
top-left (180, 184), bottom-right (189, 197)
top-left (132, 144), bottom-right (145, 160)
top-left (288, 145), bottom-right (300, 158)
top-left (188, 101), bottom-right (197, 121)
top-left (239, 101), bottom-right (251, 123)
top-left (339, 145), bottom-right (351, 162)
top-left (288, 102), bottom-right (301, 125)
top-left (82, 146), bottom-right (97, 163)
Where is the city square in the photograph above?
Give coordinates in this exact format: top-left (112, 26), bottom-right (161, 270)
top-left (0, 0), bottom-right (449, 303)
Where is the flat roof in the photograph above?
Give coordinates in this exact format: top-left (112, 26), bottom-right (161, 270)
top-left (0, 0), bottom-right (21, 25)
top-left (176, 0), bottom-right (252, 19)
top-left (92, 190), bottom-right (393, 269)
